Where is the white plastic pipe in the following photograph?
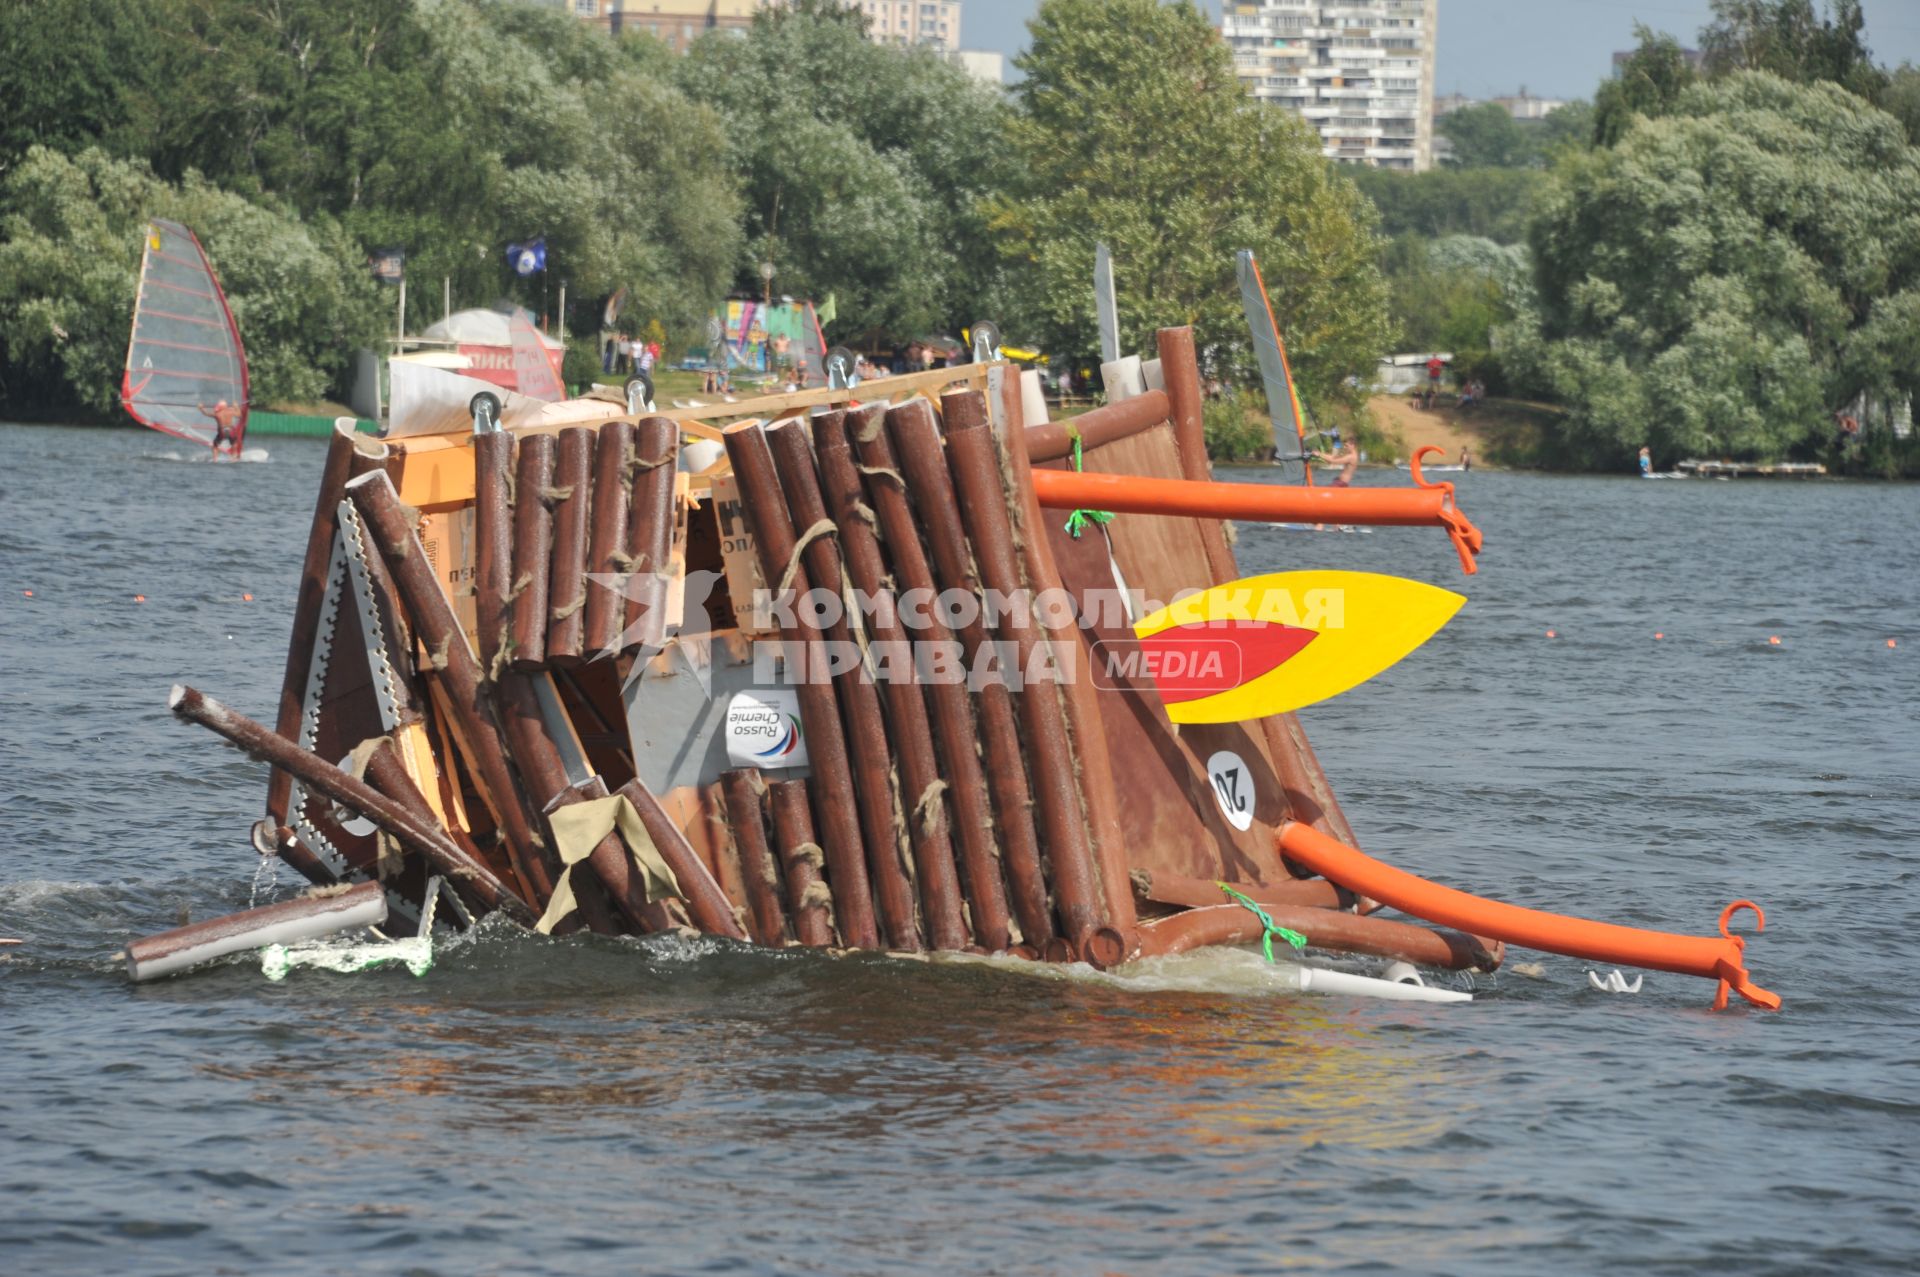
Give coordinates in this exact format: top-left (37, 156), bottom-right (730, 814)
top-left (1101, 355), bottom-right (1145, 403)
top-left (1298, 964), bottom-right (1472, 1003)
top-left (1020, 369), bottom-right (1048, 427)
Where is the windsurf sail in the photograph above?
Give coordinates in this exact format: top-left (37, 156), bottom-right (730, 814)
top-left (801, 301), bottom-right (829, 386)
top-left (1235, 249), bottom-right (1311, 485)
top-left (1093, 242), bottom-right (1119, 365)
top-left (509, 307), bottom-right (564, 402)
top-left (122, 219), bottom-right (249, 451)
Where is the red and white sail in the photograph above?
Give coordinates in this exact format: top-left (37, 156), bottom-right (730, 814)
top-left (122, 219), bottom-right (249, 448)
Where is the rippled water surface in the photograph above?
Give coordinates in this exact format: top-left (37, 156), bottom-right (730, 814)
top-left (3, 422), bottom-right (1917, 1275)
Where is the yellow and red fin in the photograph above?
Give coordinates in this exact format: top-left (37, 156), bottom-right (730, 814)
top-left (1131, 571), bottom-right (1465, 723)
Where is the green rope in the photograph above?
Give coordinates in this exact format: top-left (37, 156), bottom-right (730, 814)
top-left (1217, 883), bottom-right (1307, 963)
top-left (1063, 423), bottom-right (1114, 539)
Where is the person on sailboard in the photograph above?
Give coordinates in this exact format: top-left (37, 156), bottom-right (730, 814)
top-left (200, 399), bottom-right (242, 458)
top-left (1638, 445), bottom-right (1653, 477)
top-left (1313, 440), bottom-right (1359, 487)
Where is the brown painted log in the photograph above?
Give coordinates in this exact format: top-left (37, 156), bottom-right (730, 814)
top-left (1133, 870), bottom-right (1351, 913)
top-left (850, 405), bottom-right (1012, 952)
top-left (510, 432), bottom-right (557, 669)
top-left (1023, 389), bottom-right (1172, 463)
top-left (266, 422), bottom-right (370, 825)
top-left (941, 389), bottom-right (1107, 954)
top-left (886, 399), bottom-right (1053, 950)
top-left (767, 779), bottom-right (835, 947)
top-left (1134, 902), bottom-right (1505, 972)
top-left (583, 419), bottom-right (634, 656)
top-left (811, 410), bottom-right (969, 952)
top-left (613, 779), bottom-right (747, 940)
top-left (721, 769), bottom-right (790, 945)
top-left (474, 431), bottom-right (515, 673)
top-left (766, 417), bottom-right (921, 952)
top-left (170, 685), bottom-right (536, 926)
top-left (256, 823), bottom-right (337, 888)
top-left (996, 369), bottom-right (1139, 960)
top-left (622, 416), bottom-right (678, 654)
top-left (345, 470), bottom-right (554, 903)
top-left (721, 423), bottom-right (880, 949)
top-left (545, 426), bottom-right (593, 665)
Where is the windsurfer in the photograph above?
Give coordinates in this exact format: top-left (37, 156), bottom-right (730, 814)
top-left (1313, 441), bottom-right (1359, 488)
top-left (200, 399), bottom-right (242, 458)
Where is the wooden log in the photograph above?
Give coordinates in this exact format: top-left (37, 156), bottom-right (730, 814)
top-left (170, 686), bottom-right (536, 926)
top-left (344, 470), bottom-right (555, 903)
top-left (721, 422), bottom-right (881, 949)
top-left (1023, 390), bottom-right (1172, 463)
top-left (613, 779), bottom-right (747, 940)
top-left (887, 399), bottom-right (1054, 950)
top-left (811, 409), bottom-right (969, 952)
top-left (941, 390), bottom-right (1107, 957)
top-left (850, 405), bottom-right (1012, 952)
top-left (583, 420), bottom-right (634, 656)
top-left (1134, 902), bottom-right (1505, 972)
top-left (510, 432), bottom-right (557, 669)
top-left (767, 779), bottom-right (835, 947)
top-left (622, 416), bottom-right (678, 654)
top-left (721, 769), bottom-right (791, 945)
top-left (125, 881), bottom-right (389, 983)
top-left (996, 369), bottom-right (1138, 964)
top-left (545, 426), bottom-right (594, 665)
top-left (474, 430), bottom-right (516, 673)
top-left (766, 417), bottom-right (921, 952)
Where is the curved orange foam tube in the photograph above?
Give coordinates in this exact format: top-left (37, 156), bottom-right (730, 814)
top-left (1276, 822), bottom-right (1780, 1010)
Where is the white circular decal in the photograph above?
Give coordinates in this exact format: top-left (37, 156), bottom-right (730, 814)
top-left (1205, 749), bottom-right (1255, 832)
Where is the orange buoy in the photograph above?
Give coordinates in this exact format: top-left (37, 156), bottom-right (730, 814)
top-left (1545, 629), bottom-right (1557, 638)
top-left (1653, 631), bottom-right (1664, 640)
top-left (134, 594), bottom-right (146, 604)
top-left (1768, 635), bottom-right (1782, 646)
top-left (242, 593), bottom-right (253, 601)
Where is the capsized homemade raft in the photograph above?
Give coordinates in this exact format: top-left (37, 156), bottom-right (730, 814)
top-left (156, 327), bottom-right (1776, 1008)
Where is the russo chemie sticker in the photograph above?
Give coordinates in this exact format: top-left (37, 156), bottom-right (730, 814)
top-left (724, 689), bottom-right (808, 771)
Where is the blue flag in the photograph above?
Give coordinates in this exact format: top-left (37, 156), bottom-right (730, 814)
top-left (507, 238), bottom-right (547, 277)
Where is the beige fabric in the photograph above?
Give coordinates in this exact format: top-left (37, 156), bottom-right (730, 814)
top-left (536, 794), bottom-right (682, 934)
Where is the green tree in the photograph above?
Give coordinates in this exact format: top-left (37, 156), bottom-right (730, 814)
top-left (1439, 103), bottom-right (1529, 168)
top-left (1700, 0), bottom-right (1885, 97)
top-left (1349, 166), bottom-right (1545, 243)
top-left (679, 0), bottom-right (1013, 340)
top-left (1876, 63), bottom-right (1920, 144)
top-left (1593, 25), bottom-right (1700, 146)
top-left (0, 147), bottom-right (386, 418)
top-left (991, 0), bottom-right (1389, 410)
top-left (1522, 73), bottom-right (1920, 465)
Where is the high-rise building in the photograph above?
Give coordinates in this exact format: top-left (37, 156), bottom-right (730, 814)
top-left (856, 1), bottom-right (962, 53)
top-left (1220, 1), bottom-right (1439, 171)
top-left (558, 1), bottom-right (770, 53)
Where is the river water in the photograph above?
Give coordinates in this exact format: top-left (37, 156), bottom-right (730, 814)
top-left (2, 422), bottom-right (1917, 1275)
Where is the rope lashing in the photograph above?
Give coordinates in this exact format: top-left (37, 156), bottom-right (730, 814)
top-left (1218, 882), bottom-right (1307, 963)
top-left (1062, 422), bottom-right (1114, 539)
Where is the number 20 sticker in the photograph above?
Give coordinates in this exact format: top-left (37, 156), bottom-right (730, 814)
top-left (1205, 749), bottom-right (1255, 832)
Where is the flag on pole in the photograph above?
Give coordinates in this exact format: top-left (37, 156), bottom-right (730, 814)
top-left (507, 238), bottom-right (547, 277)
top-left (816, 292), bottom-right (837, 328)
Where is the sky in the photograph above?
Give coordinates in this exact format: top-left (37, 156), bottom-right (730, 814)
top-left (959, 0), bottom-right (1920, 100)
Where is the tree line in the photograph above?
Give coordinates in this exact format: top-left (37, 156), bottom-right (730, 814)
top-left (0, 0), bottom-right (1387, 435)
top-left (1355, 0), bottom-right (1920, 475)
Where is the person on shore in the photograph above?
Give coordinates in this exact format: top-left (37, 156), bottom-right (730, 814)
top-left (602, 333), bottom-right (617, 375)
top-left (1313, 440), bottom-right (1359, 488)
top-left (1425, 355), bottom-right (1445, 408)
top-left (616, 333), bottom-right (633, 376)
top-left (1460, 447), bottom-right (1472, 471)
top-left (636, 338), bottom-right (657, 378)
top-left (199, 399), bottom-right (242, 458)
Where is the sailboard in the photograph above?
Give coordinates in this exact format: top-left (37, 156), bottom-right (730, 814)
top-left (1093, 242), bottom-right (1119, 365)
top-left (122, 219), bottom-right (249, 455)
top-left (1235, 249), bottom-right (1310, 485)
top-left (508, 307), bottom-right (564, 402)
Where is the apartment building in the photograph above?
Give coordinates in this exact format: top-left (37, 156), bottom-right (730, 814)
top-left (857, 1), bottom-right (962, 53)
top-left (560, 1), bottom-right (768, 52)
top-left (1220, 1), bottom-right (1439, 171)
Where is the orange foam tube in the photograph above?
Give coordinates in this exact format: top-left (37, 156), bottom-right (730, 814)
top-left (1276, 821), bottom-right (1779, 1010)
